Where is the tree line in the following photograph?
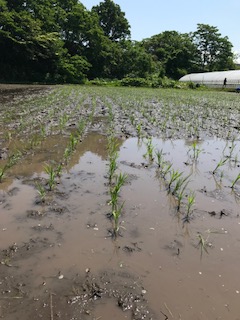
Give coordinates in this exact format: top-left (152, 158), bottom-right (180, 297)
top-left (0, 0), bottom-right (236, 84)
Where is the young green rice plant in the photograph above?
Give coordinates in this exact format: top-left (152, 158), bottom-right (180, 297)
top-left (63, 147), bottom-right (71, 163)
top-left (161, 162), bottom-right (173, 180)
top-left (109, 173), bottom-right (128, 211)
top-left (44, 163), bottom-right (56, 191)
top-left (172, 174), bottom-right (190, 197)
top-left (116, 172), bottom-right (128, 189)
top-left (231, 173), bottom-right (240, 189)
top-left (107, 135), bottom-right (118, 156)
top-left (108, 152), bottom-right (118, 184)
top-left (155, 149), bottom-right (164, 168)
top-left (212, 157), bottom-right (229, 175)
top-left (176, 181), bottom-right (189, 212)
top-left (40, 125), bottom-right (46, 138)
top-left (0, 166), bottom-right (7, 182)
top-left (77, 119), bottom-right (86, 138)
top-left (69, 133), bottom-right (78, 152)
top-left (107, 135), bottom-right (119, 184)
top-left (167, 169), bottom-right (182, 192)
top-left (136, 122), bottom-right (142, 138)
top-left (189, 141), bottom-right (202, 162)
top-left (29, 135), bottom-right (41, 148)
top-left (36, 182), bottom-right (46, 203)
top-left (59, 113), bottom-right (69, 131)
top-left (108, 105), bottom-right (114, 124)
top-left (130, 113), bottom-right (135, 126)
top-left (55, 163), bottom-right (63, 177)
top-left (182, 191), bottom-right (195, 223)
top-left (6, 150), bottom-right (22, 169)
top-left (144, 137), bottom-right (154, 162)
top-left (112, 202), bottom-right (125, 238)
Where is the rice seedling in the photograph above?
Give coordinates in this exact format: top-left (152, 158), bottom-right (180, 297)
top-left (167, 169), bottom-right (183, 192)
top-left (55, 163), bottom-right (63, 177)
top-left (109, 173), bottom-right (128, 211)
top-left (107, 135), bottom-right (119, 184)
top-left (6, 150), bottom-right (22, 169)
top-left (231, 173), bottom-right (240, 189)
top-left (136, 122), bottom-right (142, 138)
top-left (107, 135), bottom-right (119, 156)
top-left (116, 172), bottom-right (128, 189)
top-left (161, 162), bottom-right (172, 180)
top-left (29, 135), bottom-right (41, 148)
top-left (108, 152), bottom-right (118, 184)
top-left (40, 125), bottom-right (46, 138)
top-left (144, 137), bottom-right (154, 162)
top-left (182, 191), bottom-right (195, 223)
top-left (172, 174), bottom-right (190, 197)
top-left (187, 191), bottom-right (195, 214)
top-left (0, 166), bottom-right (7, 182)
top-left (59, 113), bottom-right (69, 131)
top-left (130, 114), bottom-right (135, 125)
top-left (63, 147), bottom-right (71, 163)
top-left (44, 163), bottom-right (56, 191)
top-left (212, 157), bottom-right (228, 175)
top-left (155, 149), bottom-right (164, 168)
top-left (176, 181), bottom-right (189, 212)
top-left (69, 133), bottom-right (78, 152)
top-left (77, 119), bottom-right (86, 137)
top-left (189, 141), bottom-right (202, 162)
top-left (36, 183), bottom-right (46, 203)
top-left (112, 202), bottom-right (125, 238)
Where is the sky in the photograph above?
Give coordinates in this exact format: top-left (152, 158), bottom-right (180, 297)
top-left (81, 0), bottom-right (240, 62)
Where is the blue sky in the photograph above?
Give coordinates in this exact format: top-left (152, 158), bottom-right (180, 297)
top-left (81, 0), bottom-right (240, 61)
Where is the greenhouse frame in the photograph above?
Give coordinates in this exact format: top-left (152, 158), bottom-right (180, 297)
top-left (179, 70), bottom-right (240, 89)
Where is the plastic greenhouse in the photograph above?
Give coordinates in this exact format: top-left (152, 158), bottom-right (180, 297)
top-left (179, 70), bottom-right (240, 89)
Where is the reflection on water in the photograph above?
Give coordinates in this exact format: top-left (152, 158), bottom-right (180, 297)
top-left (0, 135), bottom-right (240, 319)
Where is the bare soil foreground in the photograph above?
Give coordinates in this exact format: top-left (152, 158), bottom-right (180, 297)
top-left (1, 84), bottom-right (240, 319)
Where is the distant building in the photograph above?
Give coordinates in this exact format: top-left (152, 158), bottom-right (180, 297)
top-left (179, 70), bottom-right (240, 88)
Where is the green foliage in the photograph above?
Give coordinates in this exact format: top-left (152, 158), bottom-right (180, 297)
top-left (191, 24), bottom-right (234, 72)
top-left (92, 0), bottom-right (130, 41)
top-left (0, 1), bottom-right (235, 83)
top-left (58, 55), bottom-right (90, 83)
top-left (44, 163), bottom-right (56, 191)
top-left (0, 166), bottom-right (7, 182)
top-left (142, 31), bottom-right (196, 79)
top-left (121, 77), bottom-right (150, 87)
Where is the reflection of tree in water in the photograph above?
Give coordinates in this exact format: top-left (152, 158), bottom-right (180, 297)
top-left (67, 132), bottom-right (124, 169)
top-left (0, 132), bottom-right (124, 190)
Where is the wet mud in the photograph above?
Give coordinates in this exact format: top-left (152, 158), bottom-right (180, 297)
top-left (1, 85), bottom-right (240, 319)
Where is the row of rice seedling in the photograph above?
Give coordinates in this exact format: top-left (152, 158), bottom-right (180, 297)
top-left (102, 87), bottom-right (240, 140)
top-left (106, 103), bottom-right (128, 238)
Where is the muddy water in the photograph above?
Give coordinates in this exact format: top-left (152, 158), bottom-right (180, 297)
top-left (1, 133), bottom-right (240, 319)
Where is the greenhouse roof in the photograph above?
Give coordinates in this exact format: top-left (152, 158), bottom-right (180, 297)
top-left (179, 70), bottom-right (240, 86)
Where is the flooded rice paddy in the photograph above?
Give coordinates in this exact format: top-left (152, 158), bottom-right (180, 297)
top-left (1, 85), bottom-right (240, 319)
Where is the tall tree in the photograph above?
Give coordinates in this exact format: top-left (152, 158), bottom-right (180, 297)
top-left (121, 41), bottom-right (155, 78)
top-left (0, 0), bottom-right (91, 82)
top-left (191, 24), bottom-right (234, 72)
top-left (91, 0), bottom-right (130, 41)
top-left (142, 31), bottom-right (196, 79)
